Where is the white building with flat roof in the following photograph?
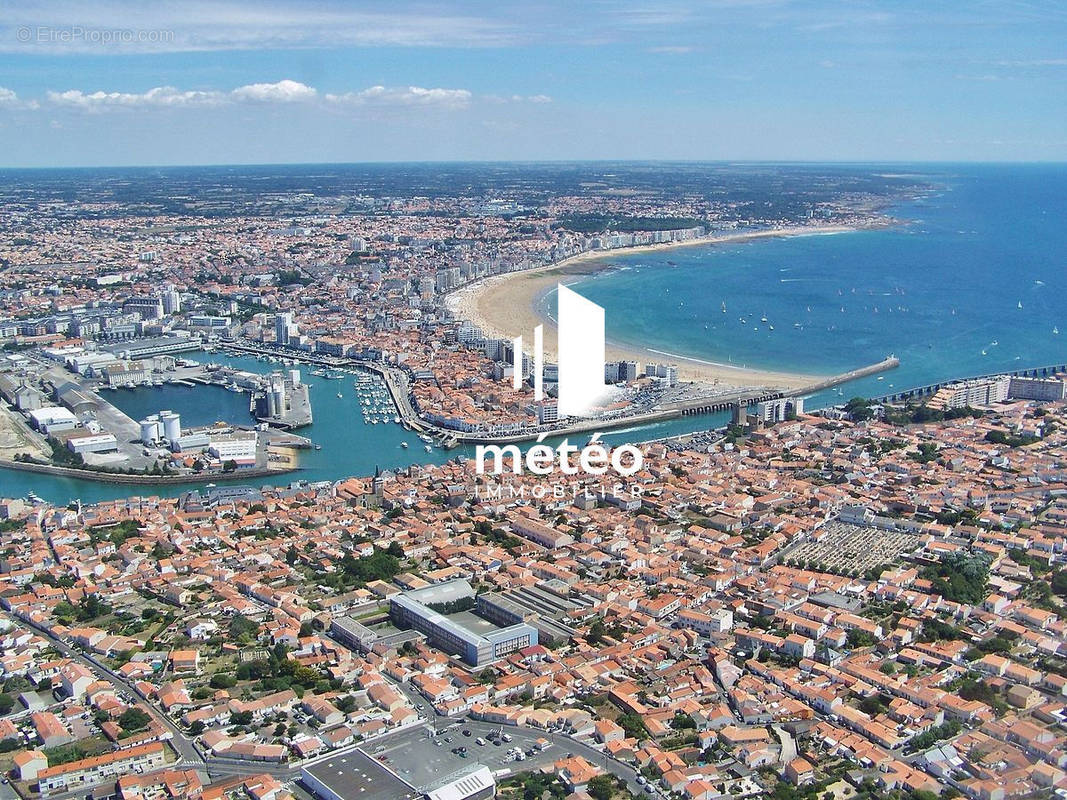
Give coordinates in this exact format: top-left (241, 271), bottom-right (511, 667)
top-left (208, 431), bottom-right (258, 467)
top-left (28, 406), bottom-right (78, 434)
top-left (66, 433), bottom-right (118, 455)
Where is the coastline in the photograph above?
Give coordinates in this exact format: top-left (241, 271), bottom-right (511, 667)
top-left (446, 223), bottom-right (872, 389)
top-left (0, 457), bottom-right (299, 486)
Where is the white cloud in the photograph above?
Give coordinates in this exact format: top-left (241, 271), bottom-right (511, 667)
top-left (30, 80), bottom-right (551, 114)
top-left (46, 86), bottom-right (224, 109)
top-left (326, 86), bottom-right (472, 109)
top-left (995, 58), bottom-right (1067, 68)
top-left (0, 86), bottom-right (39, 110)
top-left (484, 93), bottom-right (553, 105)
top-left (231, 79), bottom-right (317, 103)
top-left (43, 80), bottom-right (314, 110)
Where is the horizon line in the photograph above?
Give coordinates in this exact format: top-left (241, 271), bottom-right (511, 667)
top-left (3, 158), bottom-right (1067, 171)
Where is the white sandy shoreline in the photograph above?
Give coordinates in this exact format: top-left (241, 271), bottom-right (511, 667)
top-left (446, 223), bottom-right (876, 390)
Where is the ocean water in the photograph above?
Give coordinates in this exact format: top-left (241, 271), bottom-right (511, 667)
top-left (3, 164), bottom-right (1065, 504)
top-left (552, 164), bottom-right (1067, 408)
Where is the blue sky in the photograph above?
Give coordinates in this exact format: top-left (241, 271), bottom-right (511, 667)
top-left (0, 0), bottom-right (1064, 165)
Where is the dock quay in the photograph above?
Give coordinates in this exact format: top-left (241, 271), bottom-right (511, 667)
top-left (253, 380), bottom-right (313, 430)
top-left (218, 340), bottom-right (904, 448)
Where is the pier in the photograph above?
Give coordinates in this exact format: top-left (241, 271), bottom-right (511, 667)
top-left (795, 355), bottom-right (900, 395)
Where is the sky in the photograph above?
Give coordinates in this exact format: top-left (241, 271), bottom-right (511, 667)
top-left (0, 0), bottom-right (1065, 166)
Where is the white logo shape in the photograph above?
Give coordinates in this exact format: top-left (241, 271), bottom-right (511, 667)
top-left (512, 283), bottom-right (610, 418)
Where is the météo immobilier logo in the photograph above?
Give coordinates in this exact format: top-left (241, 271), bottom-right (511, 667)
top-left (475, 283), bottom-right (644, 479)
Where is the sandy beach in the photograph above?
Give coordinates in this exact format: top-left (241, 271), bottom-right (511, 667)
top-left (446, 224), bottom-right (867, 390)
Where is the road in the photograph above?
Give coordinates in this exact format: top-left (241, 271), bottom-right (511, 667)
top-left (17, 616), bottom-right (206, 767)
top-left (773, 724), bottom-right (797, 768)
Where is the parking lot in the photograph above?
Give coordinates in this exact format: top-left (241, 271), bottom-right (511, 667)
top-left (369, 723), bottom-right (558, 791)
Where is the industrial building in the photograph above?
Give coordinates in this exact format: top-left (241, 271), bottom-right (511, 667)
top-left (98, 334), bottom-right (202, 360)
top-left (29, 406), bottom-right (78, 434)
top-left (208, 431), bottom-right (258, 467)
top-left (65, 432), bottom-right (119, 455)
top-left (55, 382), bottom-right (99, 415)
top-left (102, 361), bottom-right (150, 388)
top-left (426, 767), bottom-right (496, 800)
top-left (300, 735), bottom-right (497, 800)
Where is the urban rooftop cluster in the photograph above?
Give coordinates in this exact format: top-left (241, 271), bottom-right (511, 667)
top-left (0, 391), bottom-right (1064, 799)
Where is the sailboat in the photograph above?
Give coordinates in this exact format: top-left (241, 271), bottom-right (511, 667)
top-left (1018, 301), bottom-right (1023, 309)
top-left (1054, 326), bottom-right (1060, 335)
top-left (721, 301), bottom-right (727, 313)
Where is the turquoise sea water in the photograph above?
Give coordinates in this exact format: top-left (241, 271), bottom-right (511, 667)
top-left (548, 164), bottom-right (1067, 409)
top-left (3, 164), bottom-right (1065, 504)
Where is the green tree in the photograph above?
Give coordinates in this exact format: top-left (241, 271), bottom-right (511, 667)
top-left (118, 707), bottom-right (151, 733)
top-left (210, 673), bottom-right (237, 689)
top-left (588, 775), bottom-right (616, 800)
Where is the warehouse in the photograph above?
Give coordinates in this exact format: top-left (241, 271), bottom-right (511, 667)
top-left (66, 433), bottom-right (119, 455)
top-left (28, 406), bottom-right (78, 434)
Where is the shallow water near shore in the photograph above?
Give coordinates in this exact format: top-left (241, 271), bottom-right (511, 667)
top-left (546, 164), bottom-right (1067, 408)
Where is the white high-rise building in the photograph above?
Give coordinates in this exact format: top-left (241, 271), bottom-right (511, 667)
top-left (275, 312), bottom-right (294, 345)
top-left (162, 287), bottom-right (182, 315)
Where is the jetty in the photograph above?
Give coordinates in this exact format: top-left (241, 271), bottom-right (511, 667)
top-left (795, 355), bottom-right (900, 395)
